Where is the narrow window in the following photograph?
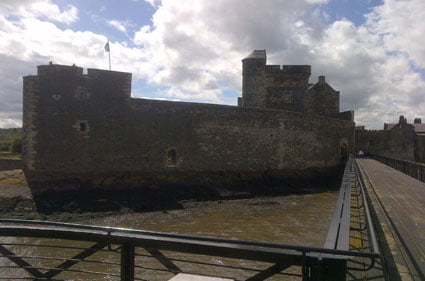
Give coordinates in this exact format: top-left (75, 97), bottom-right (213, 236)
top-left (75, 87), bottom-right (90, 100)
top-left (167, 149), bottom-right (176, 167)
top-left (282, 90), bottom-right (292, 103)
top-left (52, 93), bottom-right (61, 100)
top-left (79, 122), bottom-right (86, 132)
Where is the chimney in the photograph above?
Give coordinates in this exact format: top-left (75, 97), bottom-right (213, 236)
top-left (318, 75), bottom-right (326, 85)
top-left (399, 115), bottom-right (407, 125)
top-left (414, 118), bottom-right (421, 124)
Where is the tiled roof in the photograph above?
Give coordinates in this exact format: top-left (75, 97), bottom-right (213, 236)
top-left (413, 123), bottom-right (425, 133)
top-left (243, 50), bottom-right (266, 60)
top-left (385, 123), bottom-right (425, 133)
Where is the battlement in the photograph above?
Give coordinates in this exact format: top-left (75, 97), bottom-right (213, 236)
top-left (32, 63), bottom-right (132, 99)
top-left (281, 65), bottom-right (311, 74)
top-left (37, 63), bottom-right (83, 76)
top-left (265, 65), bottom-right (311, 74)
top-left (37, 63), bottom-right (131, 80)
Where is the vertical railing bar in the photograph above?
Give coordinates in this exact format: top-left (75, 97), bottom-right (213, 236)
top-left (121, 243), bottom-right (135, 281)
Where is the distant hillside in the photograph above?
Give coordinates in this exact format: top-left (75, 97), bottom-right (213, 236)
top-left (0, 128), bottom-right (22, 155)
top-left (0, 128), bottom-right (22, 141)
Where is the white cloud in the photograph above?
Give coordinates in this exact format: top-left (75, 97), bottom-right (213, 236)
top-left (133, 0), bottom-right (323, 100)
top-left (108, 20), bottom-right (127, 33)
top-left (298, 16), bottom-right (425, 129)
top-left (0, 55), bottom-right (34, 128)
top-left (305, 0), bottom-right (329, 3)
top-left (143, 0), bottom-right (161, 7)
top-left (131, 0), bottom-right (425, 129)
top-left (107, 19), bottom-right (136, 35)
top-left (367, 0), bottom-right (425, 68)
top-left (1, 0), bottom-right (425, 130)
top-left (0, 0), bottom-right (78, 24)
top-left (0, 2), bottom-right (147, 127)
top-left (27, 1), bottom-right (78, 24)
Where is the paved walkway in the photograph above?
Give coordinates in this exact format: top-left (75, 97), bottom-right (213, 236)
top-left (357, 159), bottom-right (425, 280)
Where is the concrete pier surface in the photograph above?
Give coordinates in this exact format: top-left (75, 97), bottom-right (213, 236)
top-left (357, 158), bottom-right (425, 281)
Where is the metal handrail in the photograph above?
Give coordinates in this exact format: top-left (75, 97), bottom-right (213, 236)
top-left (343, 160), bottom-right (381, 272)
top-left (322, 155), bottom-right (381, 274)
top-left (0, 219), bottom-right (379, 260)
top-left (370, 153), bottom-right (425, 182)
top-left (355, 163), bottom-right (380, 256)
top-left (324, 155), bottom-right (353, 251)
top-left (0, 219), bottom-right (380, 281)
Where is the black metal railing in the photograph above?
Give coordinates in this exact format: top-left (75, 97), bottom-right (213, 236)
top-left (371, 154), bottom-right (425, 182)
top-left (0, 158), bottom-right (380, 280)
top-left (323, 156), bottom-right (381, 278)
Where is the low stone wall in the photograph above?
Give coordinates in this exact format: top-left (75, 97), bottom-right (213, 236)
top-left (0, 158), bottom-right (22, 171)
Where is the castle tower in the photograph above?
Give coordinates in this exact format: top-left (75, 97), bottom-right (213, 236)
top-left (239, 50), bottom-right (267, 108)
top-left (239, 50), bottom-right (311, 112)
top-left (22, 63), bottom-right (131, 188)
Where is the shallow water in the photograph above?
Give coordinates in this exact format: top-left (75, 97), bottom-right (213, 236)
top-left (1, 191), bottom-right (338, 280)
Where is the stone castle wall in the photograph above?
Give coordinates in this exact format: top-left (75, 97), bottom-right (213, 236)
top-left (23, 63), bottom-right (354, 191)
top-left (415, 135), bottom-right (425, 163)
top-left (355, 124), bottom-right (416, 161)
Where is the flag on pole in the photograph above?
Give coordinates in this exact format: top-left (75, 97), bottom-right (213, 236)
top-left (105, 40), bottom-right (111, 70)
top-left (104, 41), bottom-right (110, 52)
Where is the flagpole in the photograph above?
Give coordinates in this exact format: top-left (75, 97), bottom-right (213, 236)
top-left (108, 48), bottom-right (111, 71)
top-left (105, 40), bottom-right (111, 71)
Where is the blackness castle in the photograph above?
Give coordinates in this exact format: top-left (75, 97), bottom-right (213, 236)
top-left (22, 50), bottom-right (355, 191)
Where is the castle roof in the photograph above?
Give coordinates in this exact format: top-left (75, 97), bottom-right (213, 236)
top-left (384, 123), bottom-right (425, 135)
top-left (413, 123), bottom-right (425, 135)
top-left (243, 50), bottom-right (266, 60)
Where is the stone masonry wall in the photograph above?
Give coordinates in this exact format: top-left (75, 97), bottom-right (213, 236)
top-left (414, 135), bottom-right (425, 163)
top-left (355, 124), bottom-right (416, 161)
top-left (306, 77), bottom-right (339, 115)
top-left (23, 64), bottom-right (354, 190)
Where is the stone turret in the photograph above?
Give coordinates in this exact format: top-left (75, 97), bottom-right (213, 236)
top-left (239, 50), bottom-right (267, 108)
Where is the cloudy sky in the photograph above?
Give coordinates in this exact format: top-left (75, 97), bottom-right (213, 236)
top-left (0, 0), bottom-right (424, 129)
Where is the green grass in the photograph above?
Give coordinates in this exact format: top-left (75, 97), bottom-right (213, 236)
top-left (0, 151), bottom-right (21, 159)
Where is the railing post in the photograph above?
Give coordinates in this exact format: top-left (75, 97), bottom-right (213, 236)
top-left (121, 243), bottom-right (135, 281)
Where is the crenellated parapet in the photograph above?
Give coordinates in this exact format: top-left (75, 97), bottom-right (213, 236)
top-left (34, 63), bottom-right (132, 100)
top-left (265, 65), bottom-right (311, 74)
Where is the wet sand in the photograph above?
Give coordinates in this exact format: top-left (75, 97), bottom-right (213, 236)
top-left (0, 169), bottom-right (339, 280)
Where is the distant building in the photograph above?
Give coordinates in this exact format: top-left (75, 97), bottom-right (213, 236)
top-left (22, 50), bottom-right (354, 192)
top-left (355, 116), bottom-right (425, 163)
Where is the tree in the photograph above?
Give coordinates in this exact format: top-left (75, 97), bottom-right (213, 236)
top-left (9, 136), bottom-right (22, 153)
